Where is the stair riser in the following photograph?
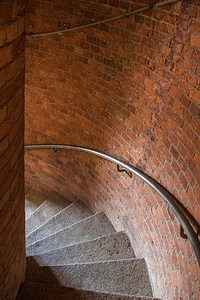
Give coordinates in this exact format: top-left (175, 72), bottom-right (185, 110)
top-left (26, 212), bottom-right (115, 256)
top-left (16, 283), bottom-right (160, 300)
top-left (26, 193), bottom-right (71, 236)
top-left (26, 201), bottom-right (94, 247)
top-left (26, 258), bottom-right (153, 297)
top-left (27, 232), bottom-right (135, 264)
top-left (25, 190), bottom-right (48, 219)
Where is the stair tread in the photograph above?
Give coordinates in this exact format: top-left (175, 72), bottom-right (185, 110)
top-left (27, 231), bottom-right (135, 264)
top-left (25, 189), bottom-right (49, 219)
top-left (16, 282), bottom-right (160, 300)
top-left (26, 192), bottom-right (71, 236)
top-left (26, 212), bottom-right (116, 256)
top-left (26, 200), bottom-right (94, 247)
top-left (25, 257), bottom-right (153, 297)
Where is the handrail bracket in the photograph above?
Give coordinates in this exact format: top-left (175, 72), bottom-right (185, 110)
top-left (117, 164), bottom-right (132, 178)
top-left (180, 225), bottom-right (188, 240)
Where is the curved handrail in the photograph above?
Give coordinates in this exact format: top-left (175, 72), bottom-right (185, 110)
top-left (26, 0), bottom-right (181, 38)
top-left (25, 144), bottom-right (200, 265)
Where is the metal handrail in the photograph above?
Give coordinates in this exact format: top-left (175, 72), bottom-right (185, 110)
top-left (25, 144), bottom-right (200, 266)
top-left (26, 0), bottom-right (181, 38)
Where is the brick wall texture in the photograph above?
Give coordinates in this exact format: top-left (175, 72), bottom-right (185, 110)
top-left (0, 1), bottom-right (25, 299)
top-left (24, 1), bottom-right (200, 299)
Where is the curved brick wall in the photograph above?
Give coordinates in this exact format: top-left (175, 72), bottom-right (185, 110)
top-left (25, 1), bottom-right (200, 299)
top-left (0, 1), bottom-right (25, 299)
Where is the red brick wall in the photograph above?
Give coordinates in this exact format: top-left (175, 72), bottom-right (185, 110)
top-left (25, 1), bottom-right (200, 299)
top-left (0, 1), bottom-right (25, 299)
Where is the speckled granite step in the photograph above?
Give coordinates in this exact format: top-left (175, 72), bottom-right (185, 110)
top-left (26, 200), bottom-right (94, 247)
top-left (26, 212), bottom-right (116, 256)
top-left (25, 258), bottom-right (153, 297)
top-left (25, 189), bottom-right (48, 220)
top-left (20, 190), bottom-right (157, 300)
top-left (16, 282), bottom-right (160, 300)
top-left (26, 192), bottom-right (71, 236)
top-left (27, 231), bottom-right (135, 264)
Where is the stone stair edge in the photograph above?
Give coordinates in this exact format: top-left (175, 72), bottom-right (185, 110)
top-left (26, 211), bottom-right (110, 245)
top-left (25, 189), bottom-right (50, 219)
top-left (26, 192), bottom-right (74, 221)
top-left (26, 200), bottom-right (78, 237)
top-left (26, 199), bottom-right (94, 239)
top-left (27, 230), bottom-right (136, 264)
top-left (27, 257), bottom-right (144, 266)
top-left (25, 192), bottom-right (72, 236)
top-left (26, 231), bottom-right (129, 256)
top-left (26, 230), bottom-right (129, 255)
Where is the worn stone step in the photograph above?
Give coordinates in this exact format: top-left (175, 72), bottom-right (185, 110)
top-left (25, 189), bottom-right (48, 220)
top-left (26, 192), bottom-right (71, 236)
top-left (16, 282), bottom-right (161, 300)
top-left (26, 212), bottom-right (116, 256)
top-left (25, 258), bottom-right (153, 297)
top-left (26, 200), bottom-right (94, 247)
top-left (27, 231), bottom-right (135, 264)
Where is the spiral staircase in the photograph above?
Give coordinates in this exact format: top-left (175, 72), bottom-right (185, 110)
top-left (16, 189), bottom-right (160, 300)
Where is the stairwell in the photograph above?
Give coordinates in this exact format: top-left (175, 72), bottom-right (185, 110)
top-left (16, 189), bottom-right (160, 300)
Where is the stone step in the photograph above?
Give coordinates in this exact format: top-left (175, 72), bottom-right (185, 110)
top-left (26, 200), bottom-right (94, 247)
top-left (25, 258), bottom-right (153, 297)
top-left (25, 189), bottom-right (48, 220)
top-left (26, 212), bottom-right (116, 256)
top-left (27, 231), bottom-right (135, 264)
top-left (16, 282), bottom-right (160, 300)
top-left (26, 192), bottom-right (71, 236)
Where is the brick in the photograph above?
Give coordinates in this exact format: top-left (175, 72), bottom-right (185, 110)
top-left (170, 146), bottom-right (179, 160)
top-left (6, 19), bottom-right (19, 43)
top-left (0, 66), bottom-right (7, 89)
top-left (191, 118), bottom-right (200, 135)
top-left (190, 34), bottom-right (200, 48)
top-left (190, 102), bottom-right (200, 119)
top-left (182, 44), bottom-right (195, 57)
top-left (187, 72), bottom-right (198, 87)
top-left (0, 68), bottom-right (25, 107)
top-left (189, 20), bottom-right (200, 35)
top-left (0, 105), bottom-right (7, 123)
top-left (42, 1), bottom-right (52, 9)
top-left (189, 88), bottom-right (200, 104)
top-left (0, 43), bottom-right (13, 69)
top-left (11, 0), bottom-right (25, 20)
top-left (0, 4), bottom-right (12, 25)
top-left (180, 94), bottom-right (191, 108)
top-left (0, 28), bottom-right (6, 47)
